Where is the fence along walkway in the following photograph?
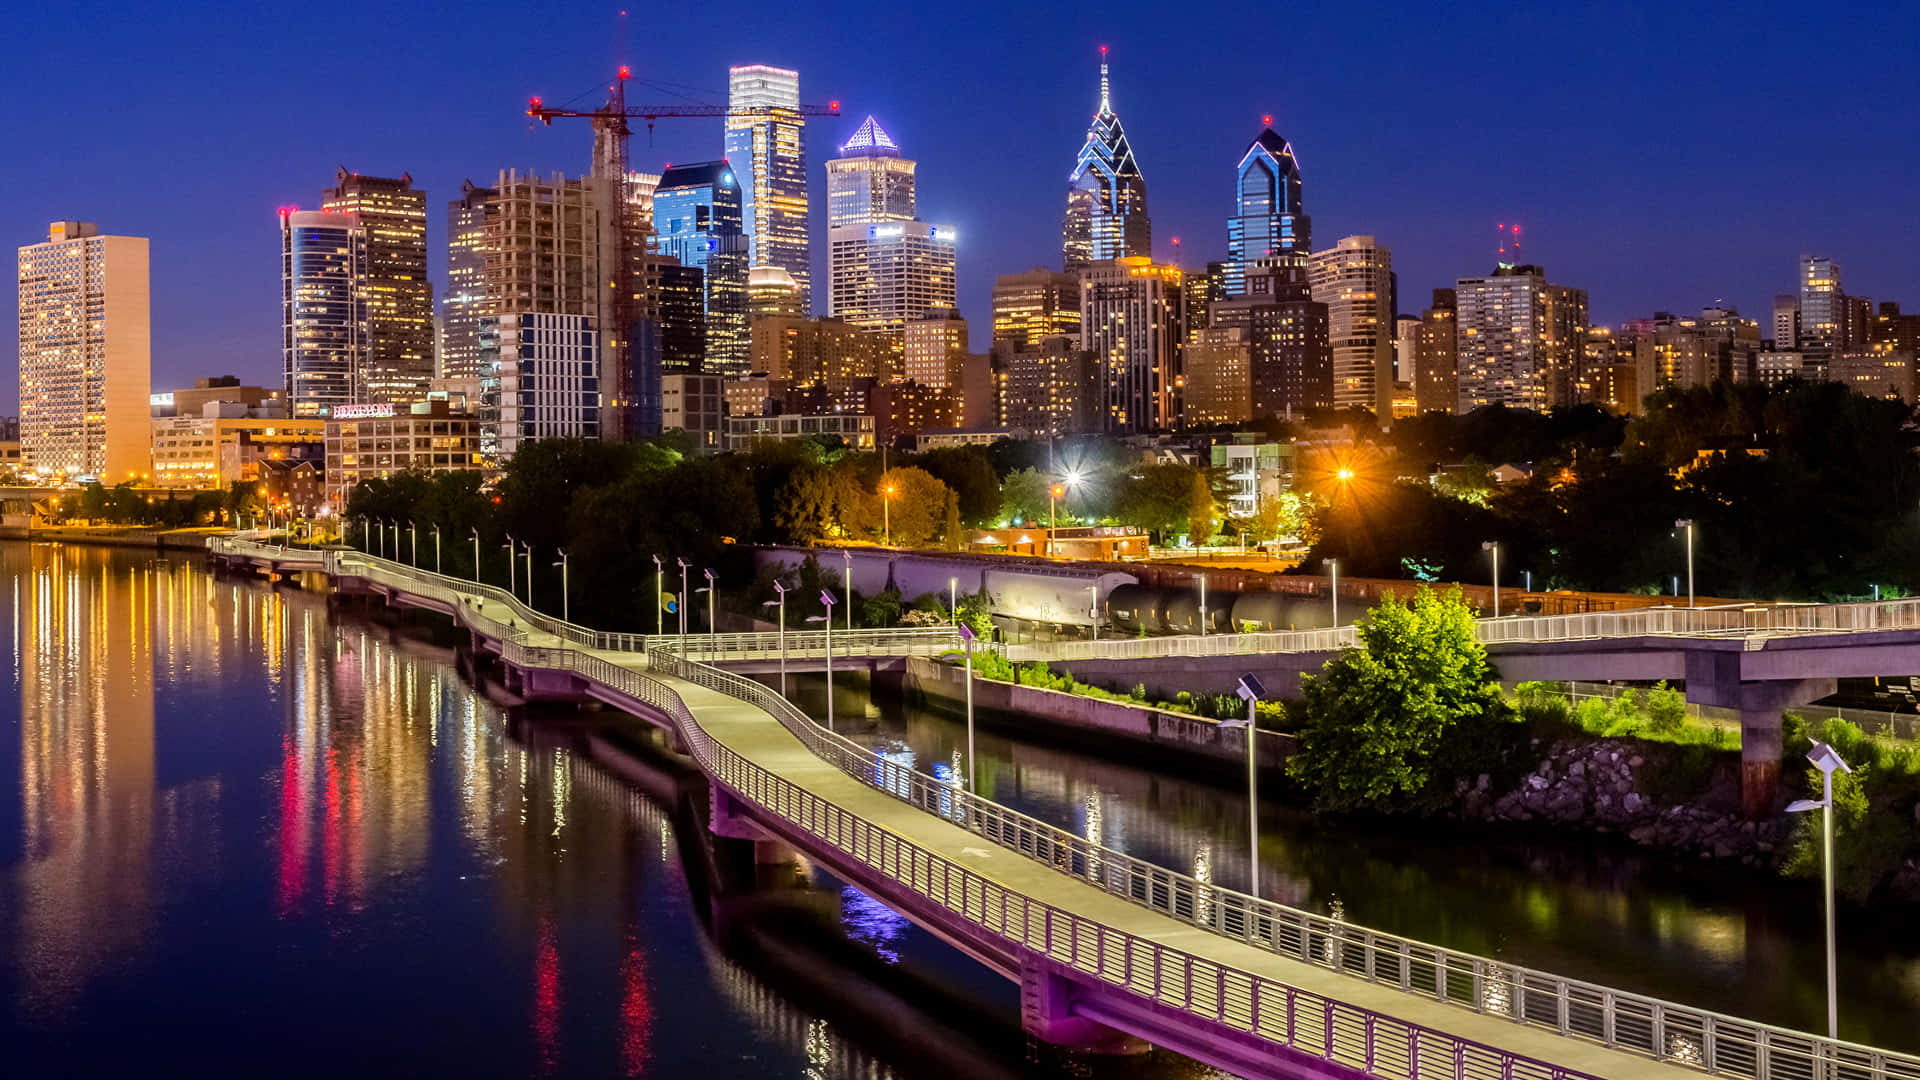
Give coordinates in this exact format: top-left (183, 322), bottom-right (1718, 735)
top-left (213, 538), bottom-right (1920, 1080)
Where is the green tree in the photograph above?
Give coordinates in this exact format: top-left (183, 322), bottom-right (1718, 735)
top-left (1114, 462), bottom-right (1205, 543)
top-left (914, 445), bottom-right (1000, 524)
top-left (1187, 469), bottom-right (1217, 545)
top-left (942, 490), bottom-right (963, 551)
top-left (998, 466), bottom-right (1052, 526)
top-left (877, 466), bottom-right (950, 547)
top-left (1287, 587), bottom-right (1497, 811)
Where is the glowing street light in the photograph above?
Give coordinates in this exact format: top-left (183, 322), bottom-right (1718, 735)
top-left (1232, 673), bottom-right (1268, 893)
top-left (1483, 541), bottom-right (1501, 618)
top-left (763, 582), bottom-right (788, 697)
top-left (553, 548), bottom-right (569, 622)
top-left (1676, 519), bottom-right (1696, 608)
top-left (1787, 740), bottom-right (1854, 1040)
top-left (809, 589), bottom-right (839, 731)
top-left (882, 483), bottom-right (895, 546)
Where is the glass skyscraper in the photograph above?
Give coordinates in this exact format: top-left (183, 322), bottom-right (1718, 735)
top-left (1224, 125), bottom-right (1309, 296)
top-left (725, 65), bottom-right (811, 312)
top-left (1063, 50), bottom-right (1150, 272)
top-left (321, 168), bottom-right (432, 405)
top-left (827, 116), bottom-right (915, 227)
top-left (652, 161), bottom-right (749, 374)
top-left (441, 179), bottom-right (495, 381)
top-left (281, 209), bottom-right (369, 418)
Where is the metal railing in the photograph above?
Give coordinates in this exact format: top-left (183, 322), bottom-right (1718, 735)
top-left (1003, 626), bottom-right (1356, 663)
top-left (213, 538), bottom-right (1920, 1080)
top-left (682, 627), bottom-right (960, 662)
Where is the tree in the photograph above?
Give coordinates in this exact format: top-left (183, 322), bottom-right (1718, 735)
top-left (876, 466), bottom-right (950, 547)
top-left (942, 490), bottom-right (963, 551)
top-left (998, 466), bottom-right (1051, 526)
top-left (1187, 469), bottom-right (1217, 545)
top-left (1287, 587), bottom-right (1498, 811)
top-left (1113, 462), bottom-right (1206, 543)
top-left (914, 445), bottom-right (999, 524)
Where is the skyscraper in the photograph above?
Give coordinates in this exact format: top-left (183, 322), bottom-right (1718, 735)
top-left (1209, 264), bottom-right (1331, 419)
top-left (281, 209), bottom-right (368, 418)
top-left (1455, 264), bottom-right (1588, 412)
top-left (1079, 256), bottom-right (1184, 431)
top-left (17, 222), bottom-right (150, 481)
top-left (991, 268), bottom-right (1081, 348)
top-left (1772, 294), bottom-right (1800, 351)
top-left (826, 116), bottom-right (915, 227)
top-left (726, 65), bottom-right (811, 309)
top-left (1309, 236), bottom-right (1394, 419)
top-left (653, 161), bottom-right (749, 373)
top-left (903, 309), bottom-right (969, 389)
top-left (441, 180), bottom-right (496, 381)
top-left (1224, 124), bottom-right (1309, 296)
top-left (1414, 288), bottom-right (1458, 415)
top-left (1063, 49), bottom-right (1150, 272)
top-left (321, 169), bottom-right (432, 404)
top-left (1798, 254), bottom-right (1840, 362)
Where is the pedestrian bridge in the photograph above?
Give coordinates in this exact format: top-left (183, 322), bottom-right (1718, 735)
top-left (208, 537), bottom-right (1919, 1080)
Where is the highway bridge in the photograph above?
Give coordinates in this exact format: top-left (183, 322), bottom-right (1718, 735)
top-left (208, 537), bottom-right (1918, 1080)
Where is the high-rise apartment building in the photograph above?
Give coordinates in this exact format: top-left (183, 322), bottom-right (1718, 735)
top-left (17, 222), bottom-right (150, 481)
top-left (726, 65), bottom-right (811, 309)
top-left (281, 210), bottom-right (368, 418)
top-left (1413, 288), bottom-right (1458, 415)
top-left (653, 161), bottom-right (748, 373)
top-left (749, 316), bottom-right (890, 414)
top-left (1798, 254), bottom-right (1841, 364)
top-left (1772, 294), bottom-right (1800, 352)
top-left (1454, 264), bottom-right (1588, 412)
top-left (1063, 50), bottom-right (1150, 272)
top-left (903, 309), bottom-right (969, 389)
top-left (650, 257), bottom-right (707, 373)
top-left (1079, 257), bottom-right (1184, 431)
top-left (321, 169), bottom-right (432, 404)
top-left (1309, 236), bottom-right (1394, 419)
top-left (495, 312), bottom-right (599, 458)
top-left (1184, 326), bottom-right (1253, 425)
top-left (1224, 125), bottom-right (1309, 295)
top-left (826, 116), bottom-right (915, 227)
top-left (827, 221), bottom-right (958, 339)
top-left (991, 268), bottom-right (1081, 348)
top-left (1208, 264), bottom-right (1330, 419)
top-left (1633, 308), bottom-right (1763, 393)
top-left (442, 180), bottom-right (496, 381)
top-left (996, 337), bottom-right (1096, 436)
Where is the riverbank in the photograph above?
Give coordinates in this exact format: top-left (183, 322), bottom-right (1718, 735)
top-left (4, 525), bottom-right (222, 551)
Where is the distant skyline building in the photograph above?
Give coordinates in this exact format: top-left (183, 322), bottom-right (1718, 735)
top-left (1224, 124), bottom-right (1309, 296)
top-left (991, 268), bottom-right (1081, 349)
top-left (17, 221), bottom-right (151, 481)
top-left (826, 116), bottom-right (915, 227)
top-left (321, 168), bottom-right (432, 404)
top-left (903, 308), bottom-right (969, 390)
top-left (1079, 256), bottom-right (1184, 431)
top-left (653, 161), bottom-right (748, 373)
top-left (1414, 288), bottom-right (1458, 415)
top-left (747, 265), bottom-right (805, 320)
top-left (495, 312), bottom-right (599, 459)
top-left (441, 180), bottom-right (495, 381)
top-left (1798, 254), bottom-right (1841, 362)
top-left (1209, 264), bottom-right (1331, 419)
top-left (1063, 50), bottom-right (1150, 272)
top-left (827, 220), bottom-right (958, 340)
top-left (1455, 263), bottom-right (1588, 412)
top-left (1772, 293), bottom-right (1800, 352)
top-left (280, 209), bottom-right (368, 419)
top-left (1309, 236), bottom-right (1394, 418)
top-left (726, 65), bottom-right (812, 310)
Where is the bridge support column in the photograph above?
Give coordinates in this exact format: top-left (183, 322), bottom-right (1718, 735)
top-left (1018, 956), bottom-right (1149, 1056)
top-left (753, 838), bottom-right (795, 864)
top-left (1687, 651), bottom-right (1834, 820)
top-left (709, 786), bottom-right (772, 843)
top-left (1739, 708), bottom-right (1785, 820)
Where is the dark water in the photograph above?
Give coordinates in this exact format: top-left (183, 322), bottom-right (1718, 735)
top-left (789, 673), bottom-right (1920, 1054)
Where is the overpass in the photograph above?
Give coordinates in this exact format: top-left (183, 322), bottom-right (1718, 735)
top-left (207, 537), bottom-right (1918, 1080)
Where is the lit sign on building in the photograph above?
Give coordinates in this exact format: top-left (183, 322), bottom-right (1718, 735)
top-left (868, 225), bottom-right (904, 238)
top-left (332, 404), bottom-right (397, 419)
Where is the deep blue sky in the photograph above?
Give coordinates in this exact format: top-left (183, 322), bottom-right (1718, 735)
top-left (5, 1), bottom-right (1917, 411)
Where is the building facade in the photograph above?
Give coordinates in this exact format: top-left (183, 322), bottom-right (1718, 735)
top-left (726, 65), bottom-right (812, 310)
top-left (1414, 288), bottom-right (1458, 415)
top-left (1063, 51), bottom-right (1150, 272)
top-left (322, 169), bottom-right (432, 404)
top-left (652, 161), bottom-right (748, 373)
top-left (826, 116), bottom-right (915, 227)
top-left (323, 401), bottom-right (484, 512)
top-left (991, 268), bottom-right (1081, 348)
top-left (17, 221), bottom-right (151, 481)
top-left (1079, 257), bottom-right (1184, 432)
top-left (282, 210), bottom-right (368, 419)
top-left (996, 337), bottom-right (1095, 436)
top-left (661, 373), bottom-right (724, 452)
top-left (149, 414), bottom-right (323, 489)
top-left (1224, 126), bottom-right (1309, 296)
top-left (1798, 254), bottom-right (1841, 363)
top-left (1184, 326), bottom-right (1253, 425)
top-left (1309, 236), bottom-right (1394, 418)
top-left (1455, 264), bottom-right (1588, 413)
top-left (1208, 264), bottom-right (1331, 420)
top-left (724, 412), bottom-right (874, 452)
top-left (903, 309), bottom-right (969, 389)
top-left (1772, 293), bottom-right (1800, 352)
top-left (495, 312), bottom-right (600, 460)
top-left (827, 221), bottom-right (958, 339)
top-left (441, 180), bottom-right (496, 381)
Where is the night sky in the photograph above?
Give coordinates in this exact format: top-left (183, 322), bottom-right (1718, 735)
top-left (6, 1), bottom-right (1917, 412)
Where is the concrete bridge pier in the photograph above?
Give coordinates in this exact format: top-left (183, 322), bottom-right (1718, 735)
top-left (709, 786), bottom-right (775, 844)
top-left (1685, 652), bottom-right (1833, 818)
top-left (1018, 956), bottom-right (1150, 1056)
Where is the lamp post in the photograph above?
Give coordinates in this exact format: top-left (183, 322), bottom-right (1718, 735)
top-left (949, 577), bottom-right (957, 626)
top-left (408, 520), bottom-right (417, 566)
top-left (1787, 740), bottom-right (1854, 1040)
top-left (1048, 483), bottom-right (1064, 557)
top-left (1199, 573), bottom-right (1209, 637)
top-left (813, 589), bottom-right (838, 731)
top-left (373, 518), bottom-right (384, 559)
top-left (763, 582), bottom-right (788, 698)
top-left (553, 548), bottom-right (569, 623)
top-left (522, 542), bottom-right (534, 609)
top-left (1090, 582), bottom-right (1100, 640)
top-left (469, 527), bottom-right (480, 584)
top-left (1234, 673), bottom-right (1268, 893)
top-left (1483, 541), bottom-right (1500, 618)
top-left (702, 568), bottom-right (717, 644)
top-left (389, 519), bottom-right (399, 560)
top-left (652, 554), bottom-right (665, 636)
top-left (676, 558), bottom-right (690, 653)
top-left (882, 483), bottom-right (894, 546)
top-left (432, 524), bottom-right (442, 575)
top-left (504, 534), bottom-right (517, 598)
top-left (1326, 558), bottom-right (1340, 627)
top-left (960, 622), bottom-right (979, 792)
top-left (840, 550), bottom-right (853, 635)
top-left (1676, 519), bottom-right (1696, 608)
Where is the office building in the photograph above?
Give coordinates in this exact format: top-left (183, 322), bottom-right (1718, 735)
top-left (826, 116), bottom-right (915, 227)
top-left (149, 413), bottom-right (323, 489)
top-left (1184, 326), bottom-right (1253, 425)
top-left (1772, 294), bottom-right (1800, 352)
top-left (725, 412), bottom-right (874, 452)
top-left (1798, 254), bottom-right (1841, 364)
top-left (1394, 316), bottom-right (1422, 382)
top-left (662, 372), bottom-right (724, 452)
top-left (996, 337), bottom-right (1096, 436)
top-left (322, 169), bottom-right (432, 404)
top-left (1832, 344), bottom-right (1916, 402)
top-left (1063, 50), bottom-right (1150, 271)
top-left (1455, 264), bottom-right (1588, 412)
top-left (748, 265), bottom-right (805, 320)
top-left (1753, 351), bottom-right (1807, 387)
top-left (726, 65), bottom-right (812, 309)
top-left (323, 400), bottom-right (484, 512)
top-left (749, 315), bottom-right (890, 413)
top-left (1583, 327), bottom-right (1638, 412)
top-left (1633, 308), bottom-right (1763, 393)
top-left (650, 256), bottom-right (707, 373)
top-left (991, 268), bottom-right (1081, 348)
top-left (1208, 265), bottom-right (1331, 419)
top-left (827, 220), bottom-right (958, 339)
top-left (442, 180), bottom-right (496, 380)
top-left (1309, 236), bottom-right (1394, 418)
top-left (281, 210), bottom-right (368, 419)
top-left (903, 309), bottom-right (969, 389)
top-left (152, 376), bottom-right (286, 419)
top-left (1224, 124), bottom-right (1309, 296)
top-left (494, 312), bottom-right (599, 459)
top-left (653, 162), bottom-right (748, 373)
top-left (1079, 257), bottom-right (1184, 431)
top-left (1873, 302), bottom-right (1920, 356)
top-left (1414, 289), bottom-right (1458, 415)
top-left (871, 380), bottom-right (960, 444)
top-left (16, 222), bottom-right (151, 481)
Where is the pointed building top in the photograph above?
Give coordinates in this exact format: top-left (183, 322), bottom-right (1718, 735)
top-left (1098, 46), bottom-right (1111, 114)
top-left (838, 115), bottom-right (900, 157)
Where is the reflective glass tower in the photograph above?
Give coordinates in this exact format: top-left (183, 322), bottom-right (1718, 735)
top-left (725, 65), bottom-right (811, 311)
top-left (321, 169), bottom-right (431, 404)
top-left (1224, 124), bottom-right (1309, 296)
top-left (281, 209), bottom-right (368, 418)
top-left (827, 116), bottom-right (915, 227)
top-left (653, 162), bottom-right (748, 373)
top-left (1063, 49), bottom-right (1150, 272)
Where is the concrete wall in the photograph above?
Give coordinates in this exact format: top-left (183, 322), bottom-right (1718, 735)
top-left (901, 656), bottom-right (1292, 772)
top-left (1039, 652), bottom-right (1338, 702)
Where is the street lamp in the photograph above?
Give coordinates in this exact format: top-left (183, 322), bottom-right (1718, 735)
top-left (840, 549), bottom-right (853, 635)
top-left (1233, 673), bottom-right (1268, 894)
top-left (1676, 519), bottom-right (1696, 609)
top-left (503, 534), bottom-right (517, 598)
top-left (810, 589), bottom-right (838, 731)
top-left (432, 523), bottom-right (441, 575)
top-left (676, 557), bottom-right (691, 653)
top-left (389, 519), bottom-right (399, 560)
top-left (408, 520), bottom-right (418, 566)
top-left (960, 622), bottom-right (979, 793)
top-left (949, 576), bottom-right (958, 626)
top-left (521, 542), bottom-right (534, 609)
top-left (1483, 541), bottom-right (1500, 619)
top-left (701, 568), bottom-right (717, 643)
top-left (553, 548), bottom-right (570, 623)
top-left (763, 582), bottom-right (788, 698)
top-left (1048, 483), bottom-right (1065, 558)
top-left (469, 527), bottom-right (480, 584)
top-left (1326, 558), bottom-right (1340, 627)
top-left (1199, 572), bottom-right (1209, 637)
top-left (882, 483), bottom-right (894, 546)
top-left (652, 554), bottom-right (665, 636)
top-left (1787, 740), bottom-right (1854, 1040)
top-left (1090, 582), bottom-right (1100, 640)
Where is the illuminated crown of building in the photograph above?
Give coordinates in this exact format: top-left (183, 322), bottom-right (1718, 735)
top-left (1069, 52), bottom-right (1143, 191)
top-left (839, 115), bottom-right (900, 157)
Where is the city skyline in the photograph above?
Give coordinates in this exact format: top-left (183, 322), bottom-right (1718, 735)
top-left (3, 1), bottom-right (1915, 411)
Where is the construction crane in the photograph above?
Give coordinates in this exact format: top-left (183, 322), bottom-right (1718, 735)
top-left (521, 67), bottom-right (838, 442)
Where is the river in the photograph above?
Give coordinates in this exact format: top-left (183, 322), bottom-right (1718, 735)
top-left (4, 545), bottom-right (1918, 1077)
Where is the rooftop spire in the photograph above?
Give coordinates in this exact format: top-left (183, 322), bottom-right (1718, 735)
top-left (1098, 45), bottom-right (1111, 114)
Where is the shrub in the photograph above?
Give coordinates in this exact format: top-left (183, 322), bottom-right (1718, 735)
top-left (1644, 682), bottom-right (1687, 734)
top-left (1782, 765), bottom-right (1910, 901)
